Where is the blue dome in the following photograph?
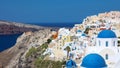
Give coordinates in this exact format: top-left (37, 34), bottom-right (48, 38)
top-left (81, 33), bottom-right (87, 37)
top-left (81, 53), bottom-right (107, 68)
top-left (97, 30), bottom-right (116, 38)
top-left (77, 30), bottom-right (82, 32)
top-left (66, 59), bottom-right (77, 68)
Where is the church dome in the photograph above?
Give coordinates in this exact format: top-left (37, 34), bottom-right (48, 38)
top-left (97, 30), bottom-right (117, 38)
top-left (77, 30), bottom-right (82, 32)
top-left (81, 33), bottom-right (87, 37)
top-left (81, 53), bottom-right (107, 68)
top-left (66, 59), bottom-right (77, 68)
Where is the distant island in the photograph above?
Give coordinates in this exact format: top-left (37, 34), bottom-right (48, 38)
top-left (0, 20), bottom-right (45, 35)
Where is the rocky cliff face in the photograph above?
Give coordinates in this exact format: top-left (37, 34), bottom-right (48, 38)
top-left (0, 20), bottom-right (45, 35)
top-left (0, 28), bottom-right (52, 68)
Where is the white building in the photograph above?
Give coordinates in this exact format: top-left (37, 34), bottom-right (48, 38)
top-left (58, 28), bottom-right (70, 39)
top-left (86, 29), bottom-right (120, 67)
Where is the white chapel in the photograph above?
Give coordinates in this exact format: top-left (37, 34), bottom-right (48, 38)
top-left (86, 29), bottom-right (120, 65)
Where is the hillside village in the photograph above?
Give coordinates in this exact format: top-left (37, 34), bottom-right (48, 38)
top-left (43, 11), bottom-right (120, 68)
top-left (0, 11), bottom-right (120, 68)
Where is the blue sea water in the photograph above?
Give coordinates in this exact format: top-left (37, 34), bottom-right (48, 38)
top-left (28, 22), bottom-right (81, 28)
top-left (0, 34), bottom-right (21, 52)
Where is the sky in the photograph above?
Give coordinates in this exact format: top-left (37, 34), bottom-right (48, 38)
top-left (0, 0), bottom-right (120, 23)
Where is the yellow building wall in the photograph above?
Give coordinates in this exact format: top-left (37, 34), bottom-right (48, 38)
top-left (61, 36), bottom-right (71, 46)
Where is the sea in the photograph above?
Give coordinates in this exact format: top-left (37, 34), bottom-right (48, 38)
top-left (0, 22), bottom-right (81, 52)
top-left (28, 22), bottom-right (81, 28)
top-left (0, 34), bottom-right (21, 52)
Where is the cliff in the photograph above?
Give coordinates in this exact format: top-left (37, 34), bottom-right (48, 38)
top-left (0, 20), bottom-right (45, 35)
top-left (0, 28), bottom-right (52, 68)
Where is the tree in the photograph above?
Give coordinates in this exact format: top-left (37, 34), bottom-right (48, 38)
top-left (65, 46), bottom-right (71, 59)
top-left (47, 39), bottom-right (52, 44)
top-left (84, 27), bottom-right (90, 34)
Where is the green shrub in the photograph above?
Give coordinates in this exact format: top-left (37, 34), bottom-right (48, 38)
top-left (34, 58), bottom-right (65, 68)
top-left (25, 47), bottom-right (37, 58)
top-left (47, 39), bottom-right (52, 44)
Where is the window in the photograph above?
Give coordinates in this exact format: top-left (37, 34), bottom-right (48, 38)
top-left (105, 54), bottom-right (108, 60)
top-left (64, 38), bottom-right (66, 40)
top-left (99, 40), bottom-right (101, 46)
top-left (113, 41), bottom-right (115, 46)
top-left (75, 47), bottom-right (76, 50)
top-left (106, 41), bottom-right (108, 47)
